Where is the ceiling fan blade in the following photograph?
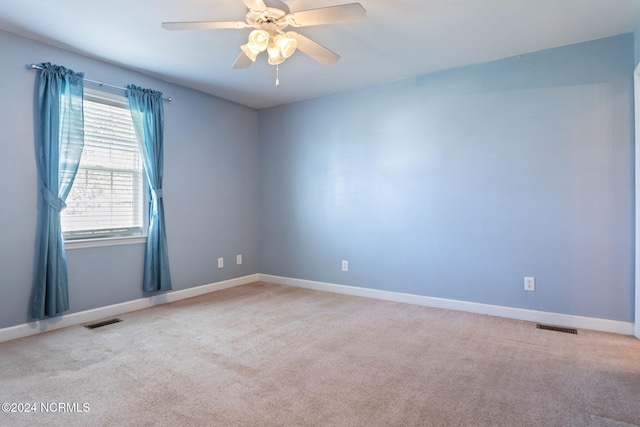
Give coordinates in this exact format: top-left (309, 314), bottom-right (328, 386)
top-left (242, 0), bottom-right (268, 12)
top-left (232, 51), bottom-right (254, 69)
top-left (288, 32), bottom-right (340, 66)
top-left (161, 21), bottom-right (248, 30)
top-left (287, 3), bottom-right (366, 27)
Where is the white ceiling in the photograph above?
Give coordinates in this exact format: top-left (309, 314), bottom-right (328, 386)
top-left (1, 0), bottom-right (640, 109)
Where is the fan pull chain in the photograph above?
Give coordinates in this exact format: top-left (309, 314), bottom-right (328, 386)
top-left (275, 64), bottom-right (280, 87)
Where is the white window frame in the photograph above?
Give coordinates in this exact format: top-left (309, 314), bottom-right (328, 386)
top-left (62, 87), bottom-right (147, 249)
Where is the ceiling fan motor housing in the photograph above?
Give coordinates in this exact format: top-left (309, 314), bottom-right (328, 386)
top-left (246, 7), bottom-right (289, 33)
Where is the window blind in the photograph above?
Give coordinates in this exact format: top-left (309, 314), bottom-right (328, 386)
top-left (61, 88), bottom-right (145, 240)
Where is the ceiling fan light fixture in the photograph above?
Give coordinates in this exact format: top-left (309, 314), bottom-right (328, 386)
top-left (267, 42), bottom-right (285, 65)
top-left (240, 43), bottom-right (259, 61)
top-left (275, 34), bottom-right (297, 58)
top-left (247, 29), bottom-right (269, 52)
top-left (268, 57), bottom-right (285, 65)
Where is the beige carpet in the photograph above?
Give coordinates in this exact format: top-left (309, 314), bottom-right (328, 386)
top-left (1, 282), bottom-right (639, 426)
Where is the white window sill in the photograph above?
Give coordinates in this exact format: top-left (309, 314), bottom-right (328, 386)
top-left (64, 236), bottom-right (147, 250)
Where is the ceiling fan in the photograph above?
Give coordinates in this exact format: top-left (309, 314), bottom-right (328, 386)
top-left (161, 0), bottom-right (366, 71)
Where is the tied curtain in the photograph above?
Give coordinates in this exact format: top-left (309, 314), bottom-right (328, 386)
top-left (126, 85), bottom-right (172, 292)
top-left (31, 63), bottom-right (84, 319)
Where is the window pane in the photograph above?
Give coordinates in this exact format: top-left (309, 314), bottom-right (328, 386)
top-left (61, 89), bottom-right (145, 240)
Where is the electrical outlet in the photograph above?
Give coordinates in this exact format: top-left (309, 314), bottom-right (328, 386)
top-left (218, 257), bottom-right (224, 269)
top-left (236, 254), bottom-right (242, 265)
top-left (524, 276), bottom-right (535, 291)
top-left (342, 260), bottom-right (349, 272)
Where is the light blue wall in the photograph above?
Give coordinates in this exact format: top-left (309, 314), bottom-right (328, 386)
top-left (635, 23), bottom-right (640, 67)
top-left (0, 30), bottom-right (259, 329)
top-left (633, 23), bottom-right (640, 337)
top-left (259, 34), bottom-right (635, 322)
top-left (1, 29), bottom-right (635, 330)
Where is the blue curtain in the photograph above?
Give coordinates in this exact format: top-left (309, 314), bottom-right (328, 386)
top-left (31, 63), bottom-right (84, 319)
top-left (126, 85), bottom-right (172, 292)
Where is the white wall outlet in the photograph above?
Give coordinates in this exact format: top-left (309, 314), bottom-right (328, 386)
top-left (524, 276), bottom-right (535, 291)
top-left (218, 257), bottom-right (224, 269)
top-left (236, 254), bottom-right (242, 265)
top-left (342, 260), bottom-right (349, 272)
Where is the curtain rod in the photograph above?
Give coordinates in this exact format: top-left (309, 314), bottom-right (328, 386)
top-left (27, 64), bottom-right (172, 102)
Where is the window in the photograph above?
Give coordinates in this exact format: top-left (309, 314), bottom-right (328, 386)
top-left (61, 88), bottom-right (145, 241)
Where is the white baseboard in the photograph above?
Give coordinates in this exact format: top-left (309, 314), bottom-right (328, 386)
top-left (2, 273), bottom-right (634, 343)
top-left (0, 274), bottom-right (259, 344)
top-left (259, 274), bottom-right (635, 336)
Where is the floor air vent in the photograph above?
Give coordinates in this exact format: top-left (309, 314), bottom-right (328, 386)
top-left (84, 318), bottom-right (122, 330)
top-left (536, 324), bottom-right (577, 334)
